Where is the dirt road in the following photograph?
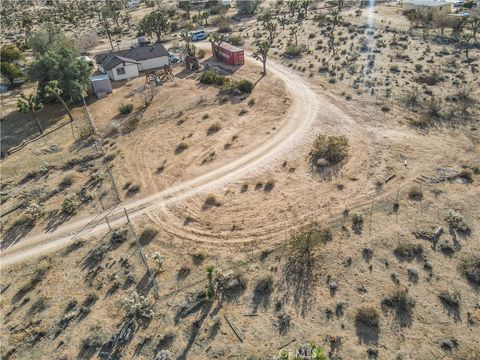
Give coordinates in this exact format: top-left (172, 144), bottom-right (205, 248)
top-left (1, 53), bottom-right (326, 266)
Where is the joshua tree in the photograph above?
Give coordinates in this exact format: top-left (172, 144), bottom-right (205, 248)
top-left (253, 40), bottom-right (272, 75)
top-left (301, 0), bottom-right (311, 18)
top-left (201, 11), bottom-right (209, 26)
top-left (278, 14), bottom-right (289, 30)
top-left (181, 30), bottom-right (196, 57)
top-left (287, 0), bottom-right (299, 17)
top-left (209, 33), bottom-right (225, 59)
top-left (289, 25), bottom-right (299, 46)
top-left (265, 20), bottom-right (278, 44)
top-left (206, 265), bottom-right (215, 300)
top-left (17, 93), bottom-right (44, 134)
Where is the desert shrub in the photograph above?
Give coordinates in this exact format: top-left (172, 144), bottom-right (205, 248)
top-left (438, 290), bottom-right (460, 308)
top-left (192, 251), bottom-right (206, 264)
top-left (264, 178), bottom-right (275, 192)
top-left (203, 194), bottom-right (220, 209)
top-left (355, 306), bottom-right (380, 328)
top-left (79, 126), bottom-right (94, 140)
top-left (235, 79), bottom-right (254, 93)
top-left (394, 243), bottom-right (424, 261)
top-left (126, 184), bottom-right (140, 196)
top-left (110, 228), bottom-right (128, 245)
top-left (408, 185), bottom-right (423, 201)
top-left (25, 202), bottom-right (43, 222)
top-left (62, 193), bottom-right (80, 214)
top-left (407, 115), bottom-right (433, 128)
top-left (310, 135), bottom-right (349, 166)
top-left (352, 212), bottom-right (364, 233)
top-left (207, 122), bottom-right (221, 135)
top-left (122, 115), bottom-right (140, 133)
top-left (199, 70), bottom-right (225, 85)
top-left (124, 291), bottom-right (154, 319)
top-left (459, 251), bottom-right (480, 286)
top-left (152, 251), bottom-right (166, 270)
top-left (119, 103), bottom-right (134, 114)
top-left (175, 142), bottom-right (188, 154)
top-left (290, 221), bottom-right (332, 254)
top-left (284, 44), bottom-right (306, 57)
top-left (445, 209), bottom-right (469, 232)
top-left (382, 287), bottom-right (415, 315)
top-left (197, 49), bottom-right (206, 59)
top-left (228, 34), bottom-right (244, 46)
top-left (139, 225), bottom-right (158, 245)
top-left (254, 274), bottom-right (274, 295)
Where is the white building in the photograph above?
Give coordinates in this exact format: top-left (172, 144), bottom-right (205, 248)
top-left (95, 44), bottom-right (170, 81)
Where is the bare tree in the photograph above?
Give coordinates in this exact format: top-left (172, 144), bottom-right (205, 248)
top-left (138, 84), bottom-right (157, 108)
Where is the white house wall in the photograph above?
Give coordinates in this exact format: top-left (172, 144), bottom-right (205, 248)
top-left (137, 56), bottom-right (169, 71)
top-left (108, 63), bottom-right (139, 81)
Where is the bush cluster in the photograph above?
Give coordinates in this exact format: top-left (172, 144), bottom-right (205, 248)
top-left (119, 103), bottom-right (134, 114)
top-left (199, 70), bottom-right (226, 85)
top-left (310, 135), bottom-right (349, 165)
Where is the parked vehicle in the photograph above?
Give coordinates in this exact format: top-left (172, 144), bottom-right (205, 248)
top-left (190, 30), bottom-right (207, 41)
top-left (169, 54), bottom-right (179, 63)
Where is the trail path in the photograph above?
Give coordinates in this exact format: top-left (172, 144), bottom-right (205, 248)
top-left (0, 52), bottom-right (342, 266)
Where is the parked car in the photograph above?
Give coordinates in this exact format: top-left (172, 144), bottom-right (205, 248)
top-left (190, 30), bottom-right (207, 41)
top-left (169, 54), bottom-right (179, 63)
top-left (127, 0), bottom-right (140, 8)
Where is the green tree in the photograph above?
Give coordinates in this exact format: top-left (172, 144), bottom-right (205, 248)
top-left (179, 1), bottom-right (192, 19)
top-left (44, 80), bottom-right (74, 122)
top-left (206, 265), bottom-right (215, 300)
top-left (29, 23), bottom-right (72, 55)
top-left (237, 0), bottom-right (261, 15)
top-left (28, 43), bottom-right (90, 102)
top-left (17, 93), bottom-right (44, 134)
top-left (253, 40), bottom-right (272, 74)
top-left (0, 45), bottom-right (23, 86)
top-left (139, 10), bottom-right (170, 42)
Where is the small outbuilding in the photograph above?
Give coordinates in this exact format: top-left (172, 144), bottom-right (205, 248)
top-left (214, 42), bottom-right (244, 66)
top-left (90, 74), bottom-right (112, 98)
top-left (400, 0), bottom-right (452, 16)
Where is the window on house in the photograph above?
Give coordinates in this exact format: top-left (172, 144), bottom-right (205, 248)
top-left (116, 67), bottom-right (126, 75)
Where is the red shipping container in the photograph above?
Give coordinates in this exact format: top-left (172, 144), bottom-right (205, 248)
top-left (214, 42), bottom-right (245, 66)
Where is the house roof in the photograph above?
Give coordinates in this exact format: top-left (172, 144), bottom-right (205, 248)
top-left (402, 0), bottom-right (450, 6)
top-left (96, 44), bottom-right (169, 70)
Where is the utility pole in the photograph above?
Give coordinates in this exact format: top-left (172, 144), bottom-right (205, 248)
top-left (100, 10), bottom-right (114, 51)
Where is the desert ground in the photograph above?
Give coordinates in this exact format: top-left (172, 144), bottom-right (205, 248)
top-left (1, 1), bottom-right (479, 359)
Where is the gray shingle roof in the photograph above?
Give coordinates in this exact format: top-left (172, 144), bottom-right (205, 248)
top-left (96, 44), bottom-right (169, 70)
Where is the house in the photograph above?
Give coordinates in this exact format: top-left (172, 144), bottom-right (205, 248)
top-left (401, 0), bottom-right (452, 16)
top-left (95, 44), bottom-right (169, 81)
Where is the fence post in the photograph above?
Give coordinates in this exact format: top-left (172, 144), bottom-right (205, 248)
top-left (123, 207), bottom-right (161, 300)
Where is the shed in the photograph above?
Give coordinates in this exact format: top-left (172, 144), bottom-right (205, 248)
top-left (401, 0), bottom-right (452, 16)
top-left (215, 42), bottom-right (244, 66)
top-left (90, 74), bottom-right (112, 98)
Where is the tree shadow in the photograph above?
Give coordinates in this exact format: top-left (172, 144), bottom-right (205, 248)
top-left (43, 211), bottom-right (72, 233)
top-left (135, 270), bottom-right (156, 297)
top-left (176, 301), bottom-right (212, 360)
top-left (0, 102), bottom-right (71, 156)
top-left (97, 318), bottom-right (138, 360)
top-left (355, 321), bottom-right (379, 345)
top-left (278, 249), bottom-right (316, 317)
top-left (0, 221), bottom-right (34, 250)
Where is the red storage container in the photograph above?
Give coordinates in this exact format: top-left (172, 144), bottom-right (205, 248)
top-left (214, 42), bottom-right (245, 66)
